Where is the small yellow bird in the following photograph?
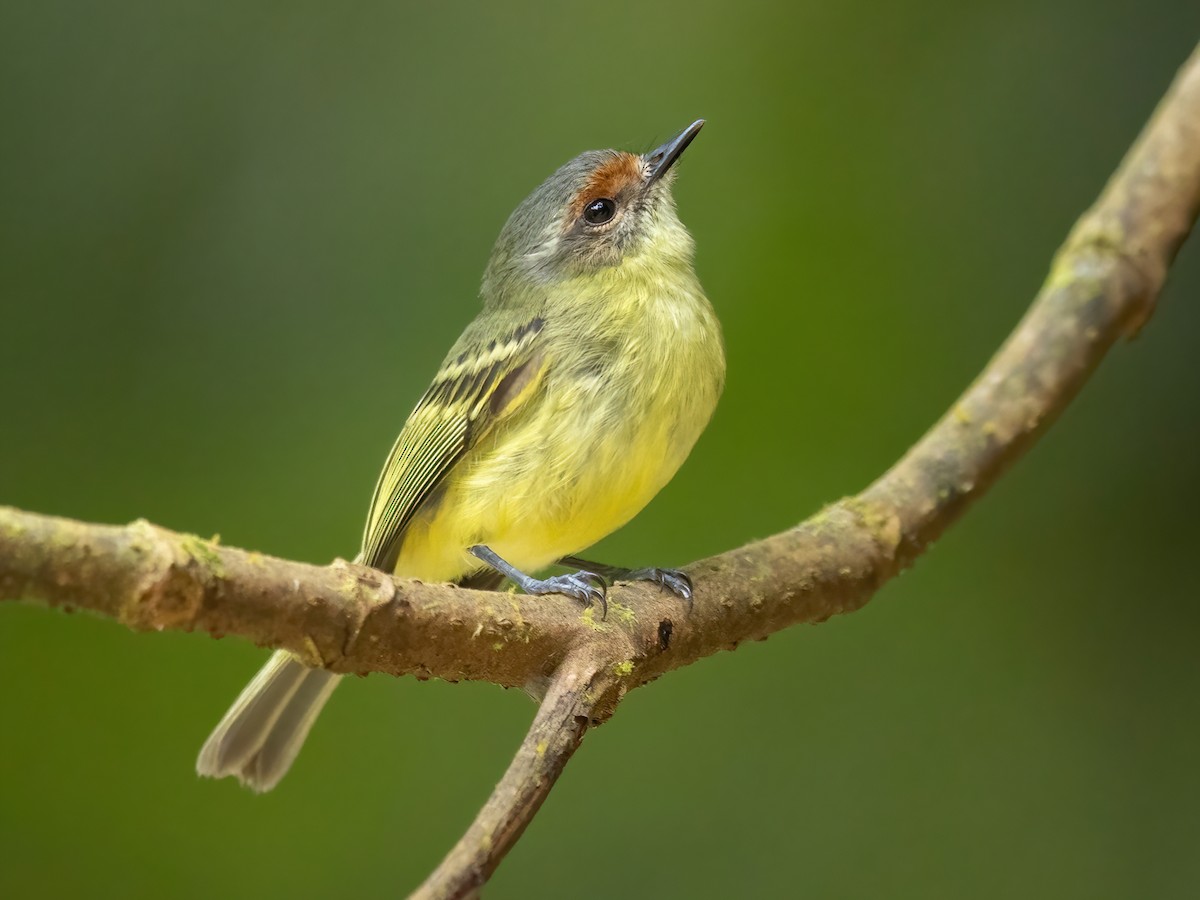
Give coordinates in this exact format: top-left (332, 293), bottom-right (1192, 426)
top-left (197, 120), bottom-right (725, 791)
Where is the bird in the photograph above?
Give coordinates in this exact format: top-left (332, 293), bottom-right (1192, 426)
top-left (196, 120), bottom-right (725, 792)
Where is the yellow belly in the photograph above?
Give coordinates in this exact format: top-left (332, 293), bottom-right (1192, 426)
top-left (394, 328), bottom-right (722, 582)
top-left (393, 387), bottom-right (693, 581)
top-left (393, 254), bottom-right (725, 585)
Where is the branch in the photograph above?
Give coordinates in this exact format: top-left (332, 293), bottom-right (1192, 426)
top-left (411, 652), bottom-right (605, 900)
top-left (4, 42), bottom-right (1200, 899)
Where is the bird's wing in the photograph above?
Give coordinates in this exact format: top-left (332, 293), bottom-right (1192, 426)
top-left (359, 314), bottom-right (547, 572)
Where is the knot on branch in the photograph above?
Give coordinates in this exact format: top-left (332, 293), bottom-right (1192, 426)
top-left (838, 498), bottom-right (903, 565)
top-left (124, 521), bottom-right (215, 633)
top-left (1055, 218), bottom-right (1161, 339)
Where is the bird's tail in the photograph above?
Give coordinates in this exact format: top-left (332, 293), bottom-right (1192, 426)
top-left (196, 650), bottom-right (341, 793)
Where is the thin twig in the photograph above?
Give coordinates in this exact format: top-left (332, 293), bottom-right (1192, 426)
top-left (412, 652), bottom-right (609, 899)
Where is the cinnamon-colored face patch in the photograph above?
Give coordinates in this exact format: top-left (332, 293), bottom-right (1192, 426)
top-left (566, 152), bottom-right (645, 224)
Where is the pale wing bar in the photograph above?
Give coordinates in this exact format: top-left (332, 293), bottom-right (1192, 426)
top-left (359, 318), bottom-right (545, 572)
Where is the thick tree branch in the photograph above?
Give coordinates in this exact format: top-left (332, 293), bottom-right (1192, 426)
top-left (3, 43), bottom-right (1200, 900)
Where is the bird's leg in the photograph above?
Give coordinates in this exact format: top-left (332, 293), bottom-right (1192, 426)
top-left (468, 545), bottom-right (607, 618)
top-left (558, 556), bottom-right (693, 604)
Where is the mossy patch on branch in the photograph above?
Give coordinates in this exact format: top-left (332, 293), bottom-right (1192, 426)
top-left (181, 534), bottom-right (225, 578)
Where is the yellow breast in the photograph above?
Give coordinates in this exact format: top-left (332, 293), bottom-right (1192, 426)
top-left (394, 269), bottom-right (724, 584)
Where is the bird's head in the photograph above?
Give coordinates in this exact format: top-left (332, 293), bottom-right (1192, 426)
top-left (483, 120), bottom-right (704, 298)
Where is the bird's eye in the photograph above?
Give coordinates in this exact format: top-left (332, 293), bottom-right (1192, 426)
top-left (582, 197), bottom-right (617, 225)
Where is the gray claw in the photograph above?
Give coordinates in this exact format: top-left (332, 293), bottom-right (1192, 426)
top-left (534, 571), bottom-right (608, 619)
top-left (655, 569), bottom-right (693, 602)
top-left (623, 567), bottom-right (692, 604)
top-left (577, 573), bottom-right (609, 619)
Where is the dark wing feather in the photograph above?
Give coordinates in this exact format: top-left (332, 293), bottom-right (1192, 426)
top-left (359, 315), bottom-right (546, 572)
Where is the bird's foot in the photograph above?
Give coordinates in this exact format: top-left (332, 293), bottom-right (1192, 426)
top-left (557, 557), bottom-right (693, 606)
top-left (469, 545), bottom-right (608, 618)
top-left (520, 571), bottom-right (608, 615)
top-left (618, 567), bottom-right (693, 602)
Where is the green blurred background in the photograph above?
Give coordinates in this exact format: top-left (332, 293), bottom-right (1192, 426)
top-left (3, 2), bottom-right (1199, 897)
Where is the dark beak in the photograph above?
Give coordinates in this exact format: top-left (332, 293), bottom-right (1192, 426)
top-left (644, 119), bottom-right (705, 184)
